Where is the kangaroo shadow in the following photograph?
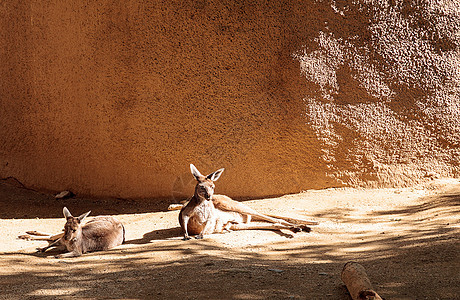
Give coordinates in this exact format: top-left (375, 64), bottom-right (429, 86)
top-left (18, 247), bottom-right (65, 258)
top-left (124, 225), bottom-right (299, 245)
top-left (125, 227), bottom-right (183, 245)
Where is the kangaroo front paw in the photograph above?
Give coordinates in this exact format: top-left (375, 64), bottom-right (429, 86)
top-left (182, 235), bottom-right (192, 241)
top-left (195, 234), bottom-right (204, 239)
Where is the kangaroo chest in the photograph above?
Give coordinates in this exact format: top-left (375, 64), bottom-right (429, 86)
top-left (192, 200), bottom-right (215, 224)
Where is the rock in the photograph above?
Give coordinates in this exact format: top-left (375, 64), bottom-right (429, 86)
top-left (55, 190), bottom-right (73, 199)
top-left (268, 268), bottom-right (284, 273)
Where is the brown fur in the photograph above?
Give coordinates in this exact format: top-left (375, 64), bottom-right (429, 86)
top-left (178, 164), bottom-right (223, 240)
top-left (55, 207), bottom-right (125, 258)
top-left (179, 164), bottom-right (313, 240)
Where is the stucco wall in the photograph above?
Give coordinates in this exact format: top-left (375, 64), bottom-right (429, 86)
top-left (1, 1), bottom-right (459, 199)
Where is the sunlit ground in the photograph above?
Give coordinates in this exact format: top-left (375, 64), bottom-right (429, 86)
top-left (0, 179), bottom-right (458, 299)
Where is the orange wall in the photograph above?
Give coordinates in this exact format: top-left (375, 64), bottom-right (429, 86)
top-left (1, 1), bottom-right (459, 199)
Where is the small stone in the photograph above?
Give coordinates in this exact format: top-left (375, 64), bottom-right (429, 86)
top-left (268, 268), bottom-right (284, 273)
top-left (55, 190), bottom-right (73, 199)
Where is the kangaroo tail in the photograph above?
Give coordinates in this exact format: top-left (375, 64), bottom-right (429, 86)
top-left (265, 214), bottom-right (319, 226)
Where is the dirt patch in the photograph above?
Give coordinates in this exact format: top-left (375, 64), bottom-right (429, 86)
top-left (1, 179), bottom-right (459, 299)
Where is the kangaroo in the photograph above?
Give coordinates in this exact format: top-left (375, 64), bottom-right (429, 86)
top-left (178, 165), bottom-right (224, 240)
top-left (53, 207), bottom-right (125, 258)
top-left (179, 164), bottom-right (316, 240)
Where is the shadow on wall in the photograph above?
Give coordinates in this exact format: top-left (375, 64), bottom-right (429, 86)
top-left (1, 1), bottom-right (458, 198)
top-left (0, 0), bottom-right (336, 199)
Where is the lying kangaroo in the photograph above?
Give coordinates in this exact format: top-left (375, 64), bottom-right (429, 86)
top-left (179, 164), bottom-right (316, 240)
top-left (48, 207), bottom-right (125, 258)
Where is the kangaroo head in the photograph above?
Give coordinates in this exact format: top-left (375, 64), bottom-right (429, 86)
top-left (190, 164), bottom-right (224, 201)
top-left (62, 207), bottom-right (91, 243)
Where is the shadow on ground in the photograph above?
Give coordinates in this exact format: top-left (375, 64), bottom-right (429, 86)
top-left (1, 231), bottom-right (458, 299)
top-left (1, 182), bottom-right (459, 299)
top-left (0, 180), bottom-right (175, 218)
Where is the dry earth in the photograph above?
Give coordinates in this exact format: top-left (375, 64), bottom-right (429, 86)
top-left (0, 178), bottom-right (459, 299)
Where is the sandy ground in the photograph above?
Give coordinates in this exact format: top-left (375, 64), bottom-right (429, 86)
top-left (0, 178), bottom-right (459, 300)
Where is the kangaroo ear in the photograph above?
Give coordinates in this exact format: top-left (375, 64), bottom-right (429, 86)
top-left (190, 164), bottom-right (204, 181)
top-left (207, 168), bottom-right (224, 181)
top-left (77, 211), bottom-right (91, 223)
top-left (63, 207), bottom-right (72, 219)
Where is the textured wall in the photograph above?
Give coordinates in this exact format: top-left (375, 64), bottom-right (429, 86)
top-left (1, 1), bottom-right (459, 199)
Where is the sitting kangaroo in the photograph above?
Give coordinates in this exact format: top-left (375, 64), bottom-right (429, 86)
top-left (179, 164), bottom-right (315, 240)
top-left (51, 207), bottom-right (125, 258)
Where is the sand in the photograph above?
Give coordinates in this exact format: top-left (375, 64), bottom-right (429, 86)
top-left (1, 178), bottom-right (459, 299)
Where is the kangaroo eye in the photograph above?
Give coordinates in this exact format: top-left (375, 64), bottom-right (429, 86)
top-left (72, 229), bottom-right (76, 233)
